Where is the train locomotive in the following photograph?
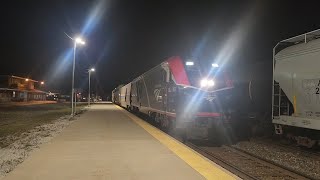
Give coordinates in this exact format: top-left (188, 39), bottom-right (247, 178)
top-left (112, 56), bottom-right (261, 143)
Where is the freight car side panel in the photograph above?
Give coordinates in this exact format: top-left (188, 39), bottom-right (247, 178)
top-left (274, 38), bottom-right (320, 130)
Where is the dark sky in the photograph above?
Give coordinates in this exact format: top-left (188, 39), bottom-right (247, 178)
top-left (0, 0), bottom-right (319, 97)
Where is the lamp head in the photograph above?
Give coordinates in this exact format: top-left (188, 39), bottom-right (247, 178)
top-left (75, 37), bottom-right (85, 45)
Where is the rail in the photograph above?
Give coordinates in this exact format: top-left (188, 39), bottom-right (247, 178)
top-left (187, 142), bottom-right (313, 180)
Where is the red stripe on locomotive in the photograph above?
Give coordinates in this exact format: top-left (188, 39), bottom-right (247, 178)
top-left (167, 56), bottom-right (191, 86)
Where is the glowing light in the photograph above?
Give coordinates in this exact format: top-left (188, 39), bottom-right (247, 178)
top-left (212, 63), bottom-right (219, 68)
top-left (81, 0), bottom-right (108, 36)
top-left (201, 79), bottom-right (214, 87)
top-left (208, 4), bottom-right (257, 78)
top-left (90, 68), bottom-right (95, 72)
top-left (208, 80), bottom-right (215, 86)
top-left (186, 61), bottom-right (194, 66)
top-left (40, 81), bottom-right (44, 85)
top-left (200, 79), bottom-right (208, 87)
top-left (25, 79), bottom-right (29, 82)
top-left (75, 37), bottom-right (85, 45)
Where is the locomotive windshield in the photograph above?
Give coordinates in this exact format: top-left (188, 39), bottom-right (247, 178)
top-left (184, 63), bottom-right (202, 87)
top-left (184, 62), bottom-right (232, 91)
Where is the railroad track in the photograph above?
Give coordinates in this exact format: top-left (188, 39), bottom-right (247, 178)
top-left (187, 143), bottom-right (313, 180)
top-left (252, 138), bottom-right (320, 159)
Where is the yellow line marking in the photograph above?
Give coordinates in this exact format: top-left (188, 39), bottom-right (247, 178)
top-left (115, 105), bottom-right (238, 180)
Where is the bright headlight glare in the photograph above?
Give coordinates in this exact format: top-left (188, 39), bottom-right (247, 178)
top-left (208, 80), bottom-right (214, 86)
top-left (201, 79), bottom-right (214, 87)
top-left (186, 61), bottom-right (194, 66)
top-left (212, 63), bottom-right (219, 68)
top-left (200, 79), bottom-right (208, 87)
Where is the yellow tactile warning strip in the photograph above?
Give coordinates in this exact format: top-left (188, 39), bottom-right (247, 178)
top-left (116, 105), bottom-right (238, 180)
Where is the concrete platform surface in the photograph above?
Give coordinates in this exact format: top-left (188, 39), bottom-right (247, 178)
top-left (3, 104), bottom-right (237, 180)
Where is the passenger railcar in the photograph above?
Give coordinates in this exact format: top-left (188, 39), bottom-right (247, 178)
top-left (112, 85), bottom-right (123, 105)
top-left (120, 83), bottom-right (131, 109)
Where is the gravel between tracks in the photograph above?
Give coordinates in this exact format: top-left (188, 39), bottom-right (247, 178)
top-left (0, 115), bottom-right (73, 179)
top-left (234, 141), bottom-right (320, 179)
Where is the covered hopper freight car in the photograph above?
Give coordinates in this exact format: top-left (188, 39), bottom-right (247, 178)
top-left (273, 29), bottom-right (320, 147)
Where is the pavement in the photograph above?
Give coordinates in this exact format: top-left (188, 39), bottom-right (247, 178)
top-left (3, 104), bottom-right (237, 180)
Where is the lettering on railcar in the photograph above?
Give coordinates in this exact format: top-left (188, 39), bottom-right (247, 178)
top-left (315, 112), bottom-right (320, 117)
top-left (305, 111), bottom-right (313, 117)
top-left (302, 79), bottom-right (320, 104)
top-left (154, 88), bottom-right (161, 102)
top-left (302, 119), bottom-right (311, 126)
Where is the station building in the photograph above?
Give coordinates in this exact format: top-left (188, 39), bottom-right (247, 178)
top-left (0, 75), bottom-right (46, 102)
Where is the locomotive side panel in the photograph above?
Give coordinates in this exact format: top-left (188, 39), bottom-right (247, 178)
top-left (142, 65), bottom-right (168, 112)
top-left (133, 78), bottom-right (150, 114)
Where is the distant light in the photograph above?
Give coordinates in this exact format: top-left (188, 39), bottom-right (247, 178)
top-left (40, 81), bottom-right (44, 85)
top-left (75, 37), bottom-right (85, 45)
top-left (25, 79), bottom-right (29, 82)
top-left (200, 79), bottom-right (215, 87)
top-left (186, 61), bottom-right (194, 66)
top-left (212, 63), bottom-right (219, 68)
top-left (90, 68), bottom-right (95, 72)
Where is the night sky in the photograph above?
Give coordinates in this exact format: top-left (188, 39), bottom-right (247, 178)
top-left (0, 0), bottom-right (319, 98)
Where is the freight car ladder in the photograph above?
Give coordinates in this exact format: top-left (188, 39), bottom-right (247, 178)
top-left (273, 82), bottom-right (290, 134)
top-left (273, 82), bottom-right (291, 116)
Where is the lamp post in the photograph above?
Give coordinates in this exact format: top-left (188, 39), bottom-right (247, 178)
top-left (71, 37), bottom-right (85, 116)
top-left (88, 68), bottom-right (95, 106)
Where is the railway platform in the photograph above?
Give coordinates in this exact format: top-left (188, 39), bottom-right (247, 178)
top-left (3, 103), bottom-right (238, 180)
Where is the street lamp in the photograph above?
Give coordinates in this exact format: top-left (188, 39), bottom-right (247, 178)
top-left (71, 36), bottom-right (85, 116)
top-left (88, 68), bottom-right (95, 106)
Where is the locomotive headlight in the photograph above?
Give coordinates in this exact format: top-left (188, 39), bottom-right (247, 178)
top-left (186, 61), bottom-right (194, 66)
top-left (200, 79), bottom-right (214, 87)
top-left (208, 80), bottom-right (215, 87)
top-left (200, 79), bottom-right (208, 87)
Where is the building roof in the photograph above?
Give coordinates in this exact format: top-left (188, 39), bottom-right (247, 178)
top-left (10, 75), bottom-right (38, 82)
top-left (0, 88), bottom-right (47, 94)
